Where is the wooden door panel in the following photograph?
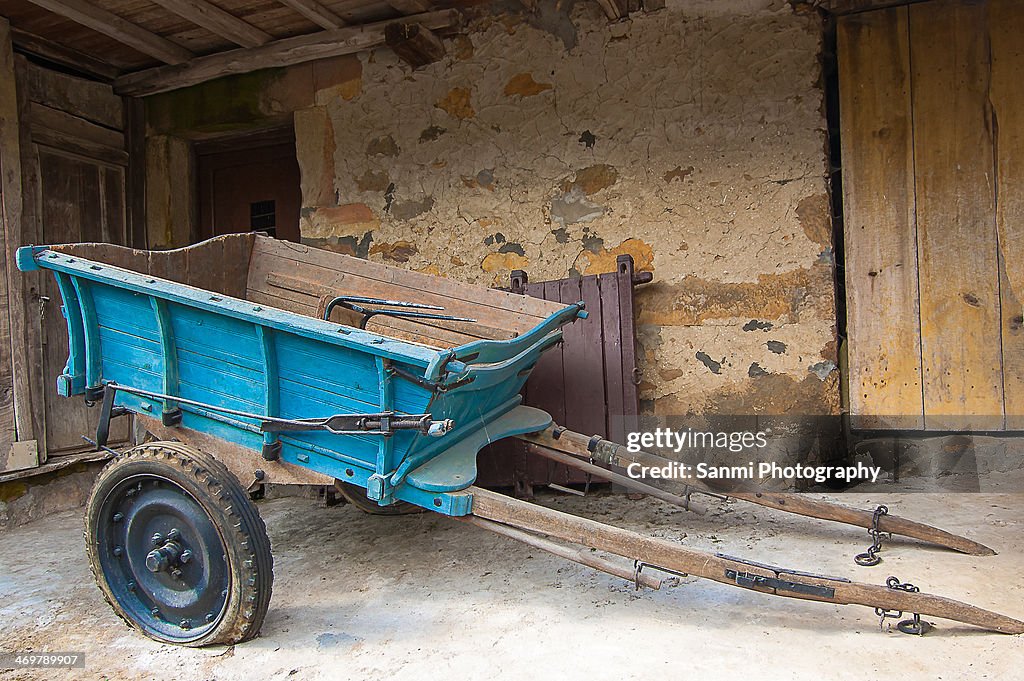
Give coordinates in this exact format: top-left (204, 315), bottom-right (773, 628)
top-left (909, 0), bottom-right (1002, 429)
top-left (37, 147), bottom-right (129, 452)
top-left (837, 6), bottom-right (923, 429)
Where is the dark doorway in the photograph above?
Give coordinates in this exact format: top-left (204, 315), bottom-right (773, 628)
top-left (196, 129), bottom-right (302, 243)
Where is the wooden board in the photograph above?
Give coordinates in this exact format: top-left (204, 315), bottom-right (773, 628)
top-left (837, 7), bottom-right (924, 429)
top-left (910, 0), bottom-right (1003, 430)
top-left (246, 237), bottom-right (566, 349)
top-left (0, 19), bottom-right (21, 463)
top-left (990, 0), bottom-right (1024, 428)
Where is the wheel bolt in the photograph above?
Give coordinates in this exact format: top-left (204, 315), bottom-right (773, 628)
top-left (180, 619), bottom-right (191, 630)
top-left (151, 533), bottom-right (163, 546)
top-left (205, 613), bottom-right (216, 623)
top-left (112, 513), bottom-right (124, 522)
top-left (171, 568), bottom-right (182, 579)
top-left (113, 546), bottom-right (123, 557)
top-left (179, 550), bottom-right (192, 564)
top-left (151, 608), bottom-right (160, 618)
top-left (127, 581), bottom-right (135, 592)
top-left (167, 528), bottom-right (180, 541)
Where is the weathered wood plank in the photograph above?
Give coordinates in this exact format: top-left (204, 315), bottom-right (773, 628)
top-left (276, 0), bottom-right (345, 29)
top-left (10, 28), bottom-right (120, 82)
top-left (910, 0), bottom-right (1003, 430)
top-left (23, 61), bottom-right (122, 130)
top-left (837, 7), bottom-right (923, 429)
top-left (114, 9), bottom-right (460, 96)
top-left (29, 102), bottom-right (125, 153)
top-left (149, 0), bottom-right (273, 48)
top-left (22, 0), bottom-right (193, 65)
top-left (0, 20), bottom-right (19, 460)
top-left (990, 0), bottom-right (1024, 429)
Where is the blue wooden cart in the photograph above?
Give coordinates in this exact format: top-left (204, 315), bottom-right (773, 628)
top-left (17, 235), bottom-right (1023, 645)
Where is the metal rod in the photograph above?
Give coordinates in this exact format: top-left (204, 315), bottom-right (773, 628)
top-left (524, 441), bottom-right (707, 515)
top-left (462, 516), bottom-right (663, 590)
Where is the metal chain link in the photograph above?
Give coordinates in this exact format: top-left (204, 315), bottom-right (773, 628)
top-left (854, 504), bottom-right (890, 566)
top-left (875, 576), bottom-right (931, 635)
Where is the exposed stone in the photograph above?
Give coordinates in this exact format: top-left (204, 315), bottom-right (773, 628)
top-left (767, 340), bottom-right (787, 354)
top-left (482, 251), bottom-right (529, 272)
top-left (580, 238), bottom-right (655, 275)
top-left (561, 164), bottom-right (618, 195)
top-left (748, 362), bottom-right (769, 377)
top-left (550, 187), bottom-right (604, 227)
top-left (579, 130), bottom-right (596, 148)
top-left (743, 320), bottom-right (773, 331)
top-left (453, 34), bottom-right (475, 60)
top-left (503, 73), bottom-right (553, 97)
top-left (366, 135), bottom-right (400, 157)
top-left (370, 240), bottom-right (418, 262)
top-left (436, 87), bottom-right (475, 119)
top-left (419, 125), bottom-right (447, 142)
top-left (498, 242), bottom-right (525, 256)
top-left (808, 360), bottom-right (837, 380)
top-left (355, 169), bottom-right (390, 192)
top-left (390, 196), bottom-right (435, 220)
top-left (695, 352), bottom-right (723, 374)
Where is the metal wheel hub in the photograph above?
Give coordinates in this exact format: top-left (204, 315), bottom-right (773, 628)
top-left (97, 475), bottom-right (230, 642)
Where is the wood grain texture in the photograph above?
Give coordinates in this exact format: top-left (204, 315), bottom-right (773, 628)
top-left (0, 19), bottom-right (19, 457)
top-left (989, 0), bottom-right (1024, 428)
top-left (276, 0), bottom-right (345, 29)
top-left (22, 0), bottom-right (194, 64)
top-left (837, 7), bottom-right (924, 429)
top-left (469, 485), bottom-right (1023, 633)
top-left (910, 0), bottom-right (1003, 430)
top-left (149, 0), bottom-right (273, 48)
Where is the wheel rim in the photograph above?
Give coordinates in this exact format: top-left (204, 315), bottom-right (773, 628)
top-left (96, 473), bottom-right (230, 643)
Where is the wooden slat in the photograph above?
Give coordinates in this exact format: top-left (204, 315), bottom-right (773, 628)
top-left (990, 0), bottom-right (1024, 429)
top-left (29, 102), bottom-right (128, 167)
top-left (385, 0), bottom-right (433, 14)
top-left (0, 20), bottom-right (21, 457)
top-left (910, 0), bottom-right (1003, 430)
top-left (276, 0), bottom-right (345, 29)
top-left (23, 61), bottom-right (122, 129)
top-left (599, 271), bottom-right (626, 442)
top-left (837, 7), bottom-right (923, 429)
top-left (10, 28), bottom-right (120, 82)
top-left (149, 0), bottom-right (273, 48)
top-left (114, 9), bottom-right (460, 96)
top-left (246, 238), bottom-right (563, 331)
top-left (22, 0), bottom-right (194, 65)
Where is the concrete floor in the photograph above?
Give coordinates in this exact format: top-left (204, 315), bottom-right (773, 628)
top-left (1, 489), bottom-right (1022, 681)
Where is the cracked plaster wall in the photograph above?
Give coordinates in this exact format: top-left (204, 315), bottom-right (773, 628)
top-left (294, 0), bottom-right (839, 418)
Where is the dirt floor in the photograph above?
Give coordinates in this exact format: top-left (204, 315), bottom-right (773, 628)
top-left (1, 488), bottom-right (1022, 681)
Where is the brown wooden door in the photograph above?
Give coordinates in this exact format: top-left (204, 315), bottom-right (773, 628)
top-left (197, 138), bottom-right (301, 243)
top-left (838, 0), bottom-right (1023, 431)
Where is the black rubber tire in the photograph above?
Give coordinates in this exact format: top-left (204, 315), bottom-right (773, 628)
top-left (85, 441), bottom-right (273, 646)
top-left (335, 481), bottom-right (423, 515)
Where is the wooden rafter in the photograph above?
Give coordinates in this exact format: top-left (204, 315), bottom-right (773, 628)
top-left (149, 0), bottom-right (272, 48)
top-left (10, 28), bottom-right (119, 81)
top-left (386, 0), bottom-right (433, 14)
top-left (114, 9), bottom-right (460, 96)
top-left (276, 0), bottom-right (345, 29)
top-left (22, 0), bottom-right (193, 65)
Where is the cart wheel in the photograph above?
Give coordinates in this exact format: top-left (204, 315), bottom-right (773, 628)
top-left (335, 481), bottom-right (423, 515)
top-left (85, 441), bottom-right (273, 646)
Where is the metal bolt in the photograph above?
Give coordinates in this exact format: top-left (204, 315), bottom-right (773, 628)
top-left (180, 619), bottom-right (191, 630)
top-left (151, 608), bottom-right (161, 618)
top-left (167, 528), bottom-right (180, 541)
top-left (205, 613), bottom-right (216, 623)
top-left (151, 533), bottom-right (163, 546)
top-left (171, 568), bottom-right (183, 579)
top-left (112, 513), bottom-right (124, 522)
top-left (179, 550), bottom-right (192, 564)
top-left (113, 546), bottom-right (123, 557)
top-left (126, 489), bottom-right (136, 498)
top-left (127, 582), bottom-right (135, 592)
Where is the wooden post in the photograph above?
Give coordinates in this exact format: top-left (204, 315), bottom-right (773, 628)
top-left (0, 21), bottom-right (45, 463)
top-left (385, 23), bottom-right (446, 69)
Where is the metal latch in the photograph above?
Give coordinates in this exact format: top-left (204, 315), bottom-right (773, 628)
top-left (725, 569), bottom-right (836, 599)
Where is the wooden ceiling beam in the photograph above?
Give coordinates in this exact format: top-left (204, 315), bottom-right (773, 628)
top-left (149, 0), bottom-right (273, 48)
top-left (10, 28), bottom-right (120, 81)
top-left (385, 0), bottom-right (433, 14)
top-left (22, 0), bottom-right (193, 64)
top-left (114, 9), bottom-right (460, 97)
top-left (276, 0), bottom-right (345, 29)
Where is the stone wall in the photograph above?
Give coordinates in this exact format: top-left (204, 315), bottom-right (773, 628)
top-left (294, 0), bottom-right (839, 418)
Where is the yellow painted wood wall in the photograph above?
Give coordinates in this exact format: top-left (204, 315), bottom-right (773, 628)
top-left (839, 0), bottom-right (1023, 430)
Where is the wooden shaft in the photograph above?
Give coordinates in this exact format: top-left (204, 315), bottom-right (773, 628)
top-left (469, 486), bottom-right (1024, 634)
top-left (462, 516), bottom-right (663, 590)
top-left (523, 442), bottom-right (707, 515)
top-left (519, 426), bottom-right (996, 556)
